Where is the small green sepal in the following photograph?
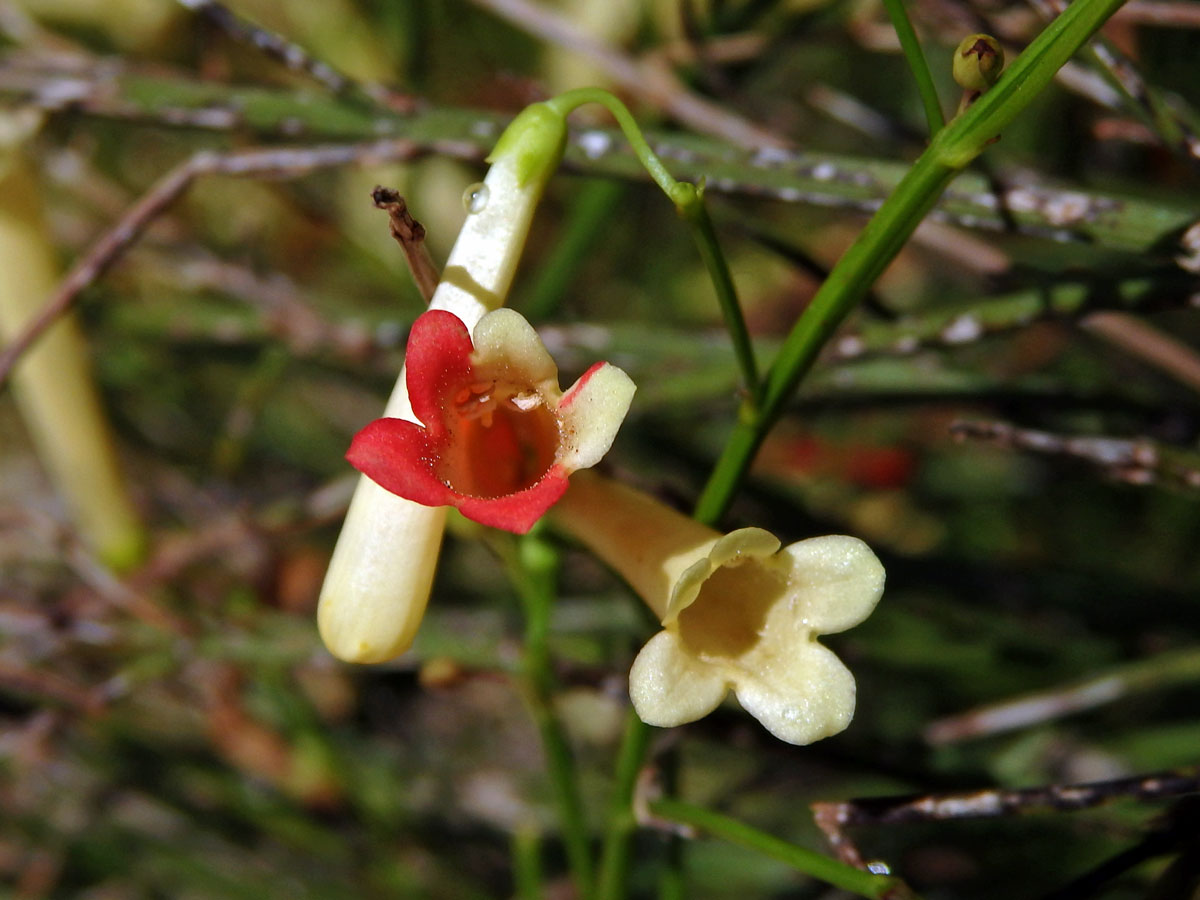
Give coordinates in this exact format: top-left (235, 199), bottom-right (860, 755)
top-left (486, 102), bottom-right (568, 188)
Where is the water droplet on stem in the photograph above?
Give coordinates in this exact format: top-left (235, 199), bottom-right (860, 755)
top-left (462, 182), bottom-right (489, 213)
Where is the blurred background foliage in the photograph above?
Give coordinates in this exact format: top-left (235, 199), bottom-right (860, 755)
top-left (1, 0), bottom-right (1199, 896)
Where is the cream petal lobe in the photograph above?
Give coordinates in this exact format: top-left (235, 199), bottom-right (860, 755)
top-left (556, 363), bottom-right (636, 472)
top-left (732, 641), bottom-right (856, 745)
top-left (780, 535), bottom-right (885, 634)
top-left (470, 307), bottom-right (558, 383)
top-left (629, 630), bottom-right (728, 727)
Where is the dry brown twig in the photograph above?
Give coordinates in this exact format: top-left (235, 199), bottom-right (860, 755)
top-left (0, 139), bottom-right (427, 388)
top-left (1081, 311), bottom-right (1200, 396)
top-left (371, 186), bottom-right (441, 303)
top-left (949, 419), bottom-right (1200, 491)
top-left (175, 0), bottom-right (417, 112)
top-left (925, 646), bottom-right (1200, 744)
top-left (813, 768), bottom-right (1200, 869)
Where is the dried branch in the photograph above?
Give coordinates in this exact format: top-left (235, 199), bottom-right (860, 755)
top-left (1113, 0), bottom-right (1200, 28)
top-left (949, 419), bottom-right (1200, 491)
top-left (1082, 311), bottom-right (1200, 395)
top-left (813, 768), bottom-right (1200, 867)
top-left (826, 272), bottom-right (1197, 362)
top-left (1, 58), bottom-right (1193, 254)
top-left (0, 139), bottom-right (424, 387)
top-left (371, 186), bottom-right (440, 303)
top-left (174, 0), bottom-right (416, 112)
top-left (926, 646), bottom-right (1200, 744)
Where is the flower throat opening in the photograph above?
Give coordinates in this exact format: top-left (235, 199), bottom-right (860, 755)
top-left (438, 380), bottom-right (559, 498)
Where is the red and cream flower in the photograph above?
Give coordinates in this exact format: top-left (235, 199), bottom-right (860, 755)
top-left (347, 308), bottom-right (635, 534)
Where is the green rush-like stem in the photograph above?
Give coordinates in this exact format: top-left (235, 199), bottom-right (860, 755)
top-left (677, 191), bottom-right (760, 399)
top-left (655, 748), bottom-right (686, 900)
top-left (546, 88), bottom-right (683, 200)
top-left (880, 0), bottom-right (945, 136)
top-left (7, 67), bottom-right (1190, 252)
top-left (545, 89), bottom-right (758, 396)
top-left (512, 826), bottom-right (543, 900)
top-left (507, 529), bottom-right (595, 900)
top-left (522, 179), bottom-right (626, 321)
top-left (647, 798), bottom-right (923, 899)
top-left (595, 710), bottom-right (653, 900)
top-left (695, 0), bottom-right (1131, 524)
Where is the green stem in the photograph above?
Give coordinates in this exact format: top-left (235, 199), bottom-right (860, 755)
top-left (695, 0), bottom-right (1130, 523)
top-left (512, 826), bottom-right (543, 900)
top-left (677, 193), bottom-right (760, 398)
top-left (648, 798), bottom-right (922, 900)
top-left (546, 88), bottom-right (684, 200)
top-left (505, 531), bottom-right (595, 900)
top-left (545, 88), bottom-right (759, 397)
top-left (522, 179), bottom-right (626, 322)
top-left (655, 749), bottom-right (686, 900)
top-left (21, 69), bottom-right (1189, 251)
top-left (595, 711), bottom-right (653, 900)
top-left (880, 0), bottom-right (945, 136)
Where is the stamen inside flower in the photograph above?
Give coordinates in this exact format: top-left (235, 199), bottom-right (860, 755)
top-left (438, 379), bottom-right (560, 498)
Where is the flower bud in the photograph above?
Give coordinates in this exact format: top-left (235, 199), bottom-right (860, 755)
top-left (953, 34), bottom-right (1004, 93)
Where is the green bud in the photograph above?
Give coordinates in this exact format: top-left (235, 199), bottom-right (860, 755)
top-left (953, 34), bottom-right (1004, 92)
top-left (486, 102), bottom-right (568, 188)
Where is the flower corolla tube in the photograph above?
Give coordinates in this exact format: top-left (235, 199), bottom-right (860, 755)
top-left (552, 473), bottom-right (885, 745)
top-left (348, 307), bottom-right (635, 534)
top-left (318, 102), bottom-right (571, 664)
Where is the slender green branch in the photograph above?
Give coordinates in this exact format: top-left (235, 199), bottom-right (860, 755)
top-left (595, 711), bottom-right (653, 900)
top-left (694, 0), bottom-right (1131, 523)
top-left (676, 191), bottom-right (760, 399)
top-left (648, 798), bottom-right (922, 899)
top-left (522, 179), bottom-right (626, 321)
top-left (827, 272), bottom-right (1193, 362)
top-left (880, 0), bottom-right (945, 136)
top-left (546, 89), bottom-right (759, 397)
top-left (546, 88), bottom-right (685, 201)
top-left (5, 63), bottom-right (1190, 252)
top-left (512, 826), bottom-right (543, 900)
top-left (500, 530), bottom-right (595, 900)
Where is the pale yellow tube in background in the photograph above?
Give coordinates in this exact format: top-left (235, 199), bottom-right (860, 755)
top-left (0, 151), bottom-right (145, 570)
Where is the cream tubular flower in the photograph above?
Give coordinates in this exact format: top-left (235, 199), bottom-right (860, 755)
top-left (552, 473), bottom-right (885, 745)
top-left (319, 105), bottom-right (568, 664)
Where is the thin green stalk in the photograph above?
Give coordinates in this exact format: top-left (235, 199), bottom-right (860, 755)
top-left (522, 179), bottom-right (626, 321)
top-left (647, 798), bottom-right (922, 900)
top-left (505, 531), bottom-right (595, 900)
top-left (880, 0), bottom-right (945, 136)
top-left (546, 88), bottom-right (684, 200)
top-left (512, 826), bottom-right (543, 900)
top-left (695, 0), bottom-right (1130, 523)
top-left (23, 68), bottom-right (1190, 250)
top-left (655, 749), bottom-right (686, 900)
top-left (678, 194), bottom-right (760, 399)
top-left (595, 710), bottom-right (653, 900)
top-left (545, 89), bottom-right (759, 397)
